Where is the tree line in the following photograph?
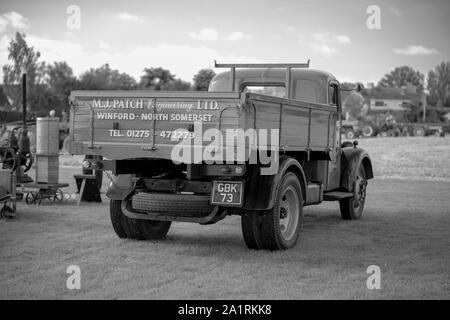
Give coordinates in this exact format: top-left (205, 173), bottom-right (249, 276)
top-left (1, 32), bottom-right (216, 117)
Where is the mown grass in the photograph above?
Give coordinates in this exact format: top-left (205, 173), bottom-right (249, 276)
top-left (357, 136), bottom-right (450, 182)
top-left (0, 137), bottom-right (449, 299)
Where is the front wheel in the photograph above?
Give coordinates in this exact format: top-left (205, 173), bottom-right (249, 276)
top-left (110, 199), bottom-right (171, 240)
top-left (339, 166), bottom-right (367, 220)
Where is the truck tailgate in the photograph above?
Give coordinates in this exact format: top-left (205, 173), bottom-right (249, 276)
top-left (69, 91), bottom-right (242, 160)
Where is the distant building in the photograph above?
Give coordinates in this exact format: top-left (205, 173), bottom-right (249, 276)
top-left (362, 86), bottom-right (420, 114)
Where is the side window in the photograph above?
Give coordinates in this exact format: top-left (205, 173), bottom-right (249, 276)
top-left (329, 84), bottom-right (338, 105)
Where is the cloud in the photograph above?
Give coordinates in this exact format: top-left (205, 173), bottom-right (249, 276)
top-left (309, 43), bottom-right (337, 56)
top-left (189, 28), bottom-right (219, 41)
top-left (189, 28), bottom-right (250, 41)
top-left (114, 12), bottom-right (141, 22)
top-left (0, 11), bottom-right (29, 33)
top-left (226, 31), bottom-right (244, 41)
top-left (226, 31), bottom-right (251, 41)
top-left (0, 34), bottom-right (260, 82)
top-left (98, 40), bottom-right (113, 50)
top-left (299, 33), bottom-right (351, 57)
top-left (393, 45), bottom-right (438, 56)
top-left (312, 33), bottom-right (351, 44)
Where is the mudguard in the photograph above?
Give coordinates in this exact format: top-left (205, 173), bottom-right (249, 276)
top-left (340, 147), bottom-right (374, 192)
top-left (106, 174), bottom-right (136, 200)
top-left (243, 156), bottom-right (307, 210)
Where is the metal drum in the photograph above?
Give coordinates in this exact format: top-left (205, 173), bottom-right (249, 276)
top-left (36, 117), bottom-right (59, 156)
top-left (35, 117), bottom-right (60, 183)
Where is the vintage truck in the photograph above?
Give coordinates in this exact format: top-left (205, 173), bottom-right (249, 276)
top-left (68, 61), bottom-right (373, 250)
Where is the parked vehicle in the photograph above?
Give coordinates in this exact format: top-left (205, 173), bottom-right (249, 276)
top-left (68, 62), bottom-right (373, 250)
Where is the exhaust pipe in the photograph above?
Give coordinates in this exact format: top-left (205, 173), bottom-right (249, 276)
top-left (19, 73), bottom-right (30, 156)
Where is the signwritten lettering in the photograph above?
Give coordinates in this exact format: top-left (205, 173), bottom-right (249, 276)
top-left (88, 98), bottom-right (220, 139)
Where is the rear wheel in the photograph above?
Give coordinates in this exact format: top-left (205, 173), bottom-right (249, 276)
top-left (345, 130), bottom-right (356, 139)
top-left (340, 166), bottom-right (367, 220)
top-left (110, 199), bottom-right (171, 240)
top-left (361, 124), bottom-right (374, 137)
top-left (258, 172), bottom-right (303, 250)
top-left (241, 210), bottom-right (262, 249)
top-left (413, 127), bottom-right (425, 137)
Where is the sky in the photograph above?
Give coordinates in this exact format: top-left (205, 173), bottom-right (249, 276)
top-left (0, 0), bottom-right (449, 86)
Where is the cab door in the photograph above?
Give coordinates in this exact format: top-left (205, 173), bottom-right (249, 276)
top-left (326, 81), bottom-right (341, 190)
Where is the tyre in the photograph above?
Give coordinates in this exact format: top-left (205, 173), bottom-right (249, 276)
top-left (258, 172), bottom-right (303, 250)
top-left (110, 199), bottom-right (171, 240)
top-left (132, 193), bottom-right (213, 215)
top-left (345, 130), bottom-right (355, 139)
top-left (341, 141), bottom-right (354, 148)
top-left (361, 124), bottom-right (374, 137)
top-left (241, 210), bottom-right (262, 249)
top-left (339, 165), bottom-right (367, 220)
top-left (413, 127), bottom-right (425, 137)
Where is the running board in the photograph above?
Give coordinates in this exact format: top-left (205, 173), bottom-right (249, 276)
top-left (323, 191), bottom-right (354, 201)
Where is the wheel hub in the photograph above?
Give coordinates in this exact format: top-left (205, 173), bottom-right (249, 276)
top-left (353, 175), bottom-right (367, 208)
top-left (279, 186), bottom-right (299, 241)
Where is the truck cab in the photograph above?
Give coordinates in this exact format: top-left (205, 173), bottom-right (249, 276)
top-left (70, 61), bottom-right (373, 250)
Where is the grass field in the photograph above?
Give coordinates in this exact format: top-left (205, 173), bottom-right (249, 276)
top-left (0, 137), bottom-right (449, 299)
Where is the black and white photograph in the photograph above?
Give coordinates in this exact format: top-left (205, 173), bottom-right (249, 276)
top-left (0, 0), bottom-right (449, 305)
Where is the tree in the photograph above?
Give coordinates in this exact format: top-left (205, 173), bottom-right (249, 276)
top-left (427, 61), bottom-right (450, 107)
top-left (139, 67), bottom-right (192, 91)
top-left (2, 32), bottom-right (46, 113)
top-left (139, 67), bottom-right (176, 90)
top-left (342, 91), bottom-right (365, 120)
top-left (193, 69), bottom-right (216, 91)
top-left (340, 82), bottom-right (365, 102)
top-left (79, 64), bottom-right (137, 90)
top-left (46, 61), bottom-right (78, 114)
top-left (168, 79), bottom-right (191, 91)
top-left (378, 66), bottom-right (424, 91)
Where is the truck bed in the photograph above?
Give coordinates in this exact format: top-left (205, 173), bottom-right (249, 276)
top-left (69, 90), bottom-right (337, 161)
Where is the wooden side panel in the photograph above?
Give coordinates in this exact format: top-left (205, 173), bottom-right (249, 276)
top-left (309, 109), bottom-right (331, 148)
top-left (69, 91), bottom-right (337, 160)
top-left (70, 94), bottom-right (242, 159)
top-left (280, 105), bottom-right (310, 147)
top-left (247, 96), bottom-right (336, 151)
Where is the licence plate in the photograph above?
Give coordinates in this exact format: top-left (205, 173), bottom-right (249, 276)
top-left (211, 181), bottom-right (243, 206)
